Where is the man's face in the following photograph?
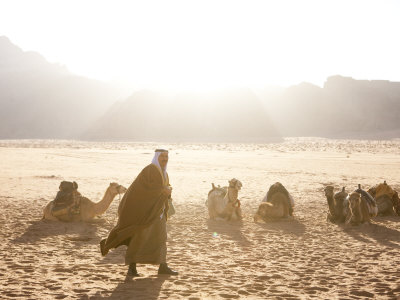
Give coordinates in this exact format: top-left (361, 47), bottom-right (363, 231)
top-left (158, 152), bottom-right (169, 169)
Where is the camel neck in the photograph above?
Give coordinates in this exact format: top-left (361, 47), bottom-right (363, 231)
top-left (92, 188), bottom-right (116, 216)
top-left (227, 188), bottom-right (238, 202)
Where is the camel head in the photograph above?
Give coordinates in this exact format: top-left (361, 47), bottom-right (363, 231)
top-left (324, 186), bottom-right (334, 198)
top-left (229, 178), bottom-right (242, 191)
top-left (348, 192), bottom-right (361, 211)
top-left (108, 182), bottom-right (127, 196)
top-left (334, 187), bottom-right (348, 204)
top-left (256, 202), bottom-right (273, 218)
top-left (367, 186), bottom-right (377, 198)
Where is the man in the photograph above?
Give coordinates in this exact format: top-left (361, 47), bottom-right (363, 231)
top-left (100, 149), bottom-right (178, 276)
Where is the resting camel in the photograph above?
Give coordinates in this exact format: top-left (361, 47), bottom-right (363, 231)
top-left (344, 185), bottom-right (378, 225)
top-left (368, 181), bottom-right (400, 216)
top-left (206, 178), bottom-right (242, 221)
top-left (43, 182), bottom-right (127, 222)
top-left (324, 186), bottom-right (348, 223)
top-left (254, 182), bottom-right (294, 222)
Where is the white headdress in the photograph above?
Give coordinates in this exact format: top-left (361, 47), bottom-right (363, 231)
top-left (151, 149), bottom-right (168, 180)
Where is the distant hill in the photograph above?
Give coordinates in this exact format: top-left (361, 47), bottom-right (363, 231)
top-left (1, 36), bottom-right (399, 141)
top-left (83, 89), bottom-right (281, 142)
top-left (260, 76), bottom-right (400, 139)
top-left (0, 36), bottom-right (119, 139)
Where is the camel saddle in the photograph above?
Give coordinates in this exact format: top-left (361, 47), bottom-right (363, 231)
top-left (52, 181), bottom-right (81, 217)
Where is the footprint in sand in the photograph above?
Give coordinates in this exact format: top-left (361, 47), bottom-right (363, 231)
top-left (350, 290), bottom-right (374, 298)
top-left (218, 293), bottom-right (239, 299)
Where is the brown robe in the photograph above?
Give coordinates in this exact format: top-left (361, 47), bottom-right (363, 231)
top-left (100, 164), bottom-right (169, 256)
top-left (125, 214), bottom-right (167, 264)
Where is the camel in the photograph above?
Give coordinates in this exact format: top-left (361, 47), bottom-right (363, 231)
top-left (344, 185), bottom-right (378, 225)
top-left (43, 182), bottom-right (127, 222)
top-left (254, 193), bottom-right (290, 222)
top-left (206, 178), bottom-right (242, 221)
top-left (254, 182), bottom-right (294, 222)
top-left (324, 186), bottom-right (348, 223)
top-left (368, 181), bottom-right (399, 216)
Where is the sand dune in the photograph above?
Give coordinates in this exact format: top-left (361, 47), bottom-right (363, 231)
top-left (1, 138), bottom-right (400, 299)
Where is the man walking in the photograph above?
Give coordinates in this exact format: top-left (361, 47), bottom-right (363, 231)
top-left (100, 149), bottom-right (178, 276)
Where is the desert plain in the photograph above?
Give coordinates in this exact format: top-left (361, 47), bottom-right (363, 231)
top-left (1, 138), bottom-right (400, 299)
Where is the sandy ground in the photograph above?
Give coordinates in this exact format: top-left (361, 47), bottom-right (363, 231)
top-left (1, 138), bottom-right (400, 299)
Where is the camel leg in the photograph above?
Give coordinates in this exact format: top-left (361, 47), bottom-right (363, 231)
top-left (208, 207), bottom-right (216, 220)
top-left (360, 200), bottom-right (373, 224)
top-left (254, 214), bottom-right (262, 222)
top-left (235, 207), bottom-right (242, 220)
top-left (42, 202), bottom-right (59, 221)
top-left (327, 213), bottom-right (336, 223)
top-left (344, 211), bottom-right (353, 225)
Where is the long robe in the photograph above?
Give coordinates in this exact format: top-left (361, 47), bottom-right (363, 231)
top-left (125, 214), bottom-right (167, 264)
top-left (100, 164), bottom-right (169, 257)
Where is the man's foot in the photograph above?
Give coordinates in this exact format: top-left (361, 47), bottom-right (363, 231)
top-left (127, 263), bottom-right (140, 277)
top-left (99, 239), bottom-right (107, 256)
top-left (158, 263), bottom-right (178, 275)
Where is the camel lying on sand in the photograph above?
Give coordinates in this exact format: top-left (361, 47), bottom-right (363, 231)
top-left (324, 186), bottom-right (348, 223)
top-left (344, 185), bottom-right (378, 225)
top-left (324, 184), bottom-right (377, 225)
top-left (206, 178), bottom-right (242, 221)
top-left (368, 181), bottom-right (400, 216)
top-left (43, 181), bottom-right (127, 222)
top-left (254, 182), bottom-right (294, 222)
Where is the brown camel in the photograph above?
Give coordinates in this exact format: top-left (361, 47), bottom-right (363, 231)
top-left (324, 186), bottom-right (348, 223)
top-left (254, 182), bottom-right (294, 222)
top-left (206, 178), bottom-right (242, 221)
top-left (368, 181), bottom-right (399, 216)
top-left (345, 191), bottom-right (378, 225)
top-left (254, 192), bottom-right (290, 222)
top-left (43, 182), bottom-right (127, 221)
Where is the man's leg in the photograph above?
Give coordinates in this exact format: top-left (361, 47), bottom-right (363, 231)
top-left (128, 263), bottom-right (139, 277)
top-left (158, 215), bottom-right (178, 275)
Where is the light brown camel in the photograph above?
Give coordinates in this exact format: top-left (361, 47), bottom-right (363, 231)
top-left (43, 182), bottom-right (127, 221)
top-left (345, 191), bottom-right (378, 225)
top-left (254, 182), bottom-right (294, 222)
top-left (324, 186), bottom-right (348, 223)
top-left (344, 185), bottom-right (378, 225)
top-left (368, 181), bottom-right (397, 216)
top-left (254, 192), bottom-right (290, 222)
top-left (206, 178), bottom-right (242, 221)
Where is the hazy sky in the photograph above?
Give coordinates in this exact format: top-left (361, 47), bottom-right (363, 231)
top-left (1, 0), bottom-right (399, 90)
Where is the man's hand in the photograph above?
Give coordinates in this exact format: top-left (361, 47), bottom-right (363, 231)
top-left (161, 187), bottom-right (172, 197)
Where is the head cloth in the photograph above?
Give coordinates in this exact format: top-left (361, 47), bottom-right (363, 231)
top-left (151, 149), bottom-right (168, 179)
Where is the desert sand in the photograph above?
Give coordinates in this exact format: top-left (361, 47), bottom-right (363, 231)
top-left (1, 138), bottom-right (400, 299)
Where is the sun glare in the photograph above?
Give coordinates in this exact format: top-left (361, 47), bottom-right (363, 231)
top-left (1, 0), bottom-right (399, 91)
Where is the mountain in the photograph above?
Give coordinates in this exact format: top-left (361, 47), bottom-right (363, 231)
top-left (1, 36), bottom-right (399, 141)
top-left (261, 76), bottom-right (400, 139)
top-left (0, 36), bottom-right (119, 139)
top-left (83, 89), bottom-right (282, 142)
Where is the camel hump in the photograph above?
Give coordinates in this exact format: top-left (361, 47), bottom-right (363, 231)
top-left (59, 181), bottom-right (78, 192)
top-left (208, 183), bottom-right (217, 196)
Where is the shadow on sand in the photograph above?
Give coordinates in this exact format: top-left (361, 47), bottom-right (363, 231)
top-left (11, 218), bottom-right (104, 245)
top-left (97, 246), bottom-right (127, 265)
top-left (89, 274), bottom-right (167, 299)
top-left (342, 220), bottom-right (400, 248)
top-left (206, 219), bottom-right (251, 247)
top-left (255, 217), bottom-right (306, 237)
